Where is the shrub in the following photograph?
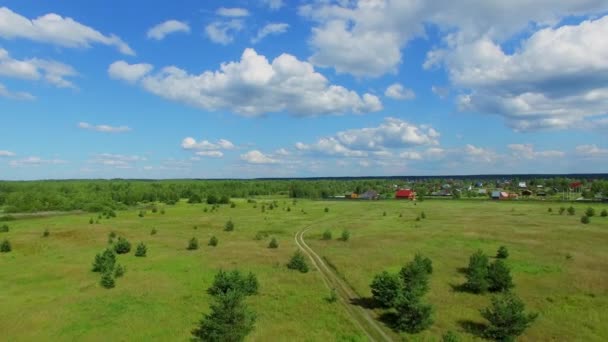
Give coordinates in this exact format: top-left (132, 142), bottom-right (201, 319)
top-left (219, 195), bottom-right (230, 204)
top-left (547, 207), bottom-right (552, 213)
top-left (370, 271), bottom-right (401, 308)
top-left (0, 224), bottom-right (9, 232)
top-left (324, 207), bottom-right (329, 213)
top-left (421, 211), bottom-right (426, 219)
top-left (109, 231), bottom-right (117, 239)
top-left (496, 246), bottom-right (509, 259)
top-left (160, 208), bottom-right (165, 215)
top-left (481, 293), bottom-right (538, 341)
top-left (209, 236), bottom-right (218, 247)
top-left (207, 270), bottom-right (259, 297)
top-left (287, 207), bottom-right (291, 212)
top-left (89, 218), bottom-right (94, 224)
top-left (206, 194), bottom-right (218, 204)
top-left (114, 237), bottom-right (131, 254)
top-left (151, 206), bottom-right (158, 213)
top-left (203, 207), bottom-right (208, 213)
top-left (135, 242), bottom-right (147, 257)
top-left (322, 230), bottom-right (332, 240)
top-left (326, 288), bottom-right (338, 303)
top-left (393, 291), bottom-right (433, 333)
top-left (341, 229), bottom-right (351, 241)
top-left (0, 239), bottom-right (11, 253)
top-left (287, 250), bottom-right (309, 273)
top-left (224, 220), bottom-right (234, 231)
top-left (383, 211), bottom-right (387, 216)
top-left (138, 210), bottom-right (145, 218)
top-left (581, 215), bottom-right (590, 224)
top-left (92, 248), bottom-right (116, 273)
top-left (254, 231), bottom-right (267, 240)
top-left (567, 206), bottom-right (575, 215)
top-left (187, 237), bottom-right (199, 250)
top-left (100, 271), bottom-right (115, 289)
top-left (150, 228), bottom-right (157, 235)
top-left (585, 207), bottom-right (595, 217)
top-left (114, 264), bottom-right (126, 278)
top-left (399, 256), bottom-right (431, 297)
top-left (43, 228), bottom-right (50, 237)
top-left (191, 290), bottom-right (256, 342)
top-left (415, 216), bottom-right (421, 222)
top-left (442, 331), bottom-right (460, 342)
top-left (559, 207), bottom-right (565, 215)
top-left (413, 253), bottom-right (433, 274)
top-left (230, 202), bottom-right (236, 208)
top-left (268, 237), bottom-right (279, 249)
top-left (487, 260), bottom-right (514, 292)
top-left (601, 209), bottom-right (608, 217)
top-left (465, 250), bottom-right (490, 293)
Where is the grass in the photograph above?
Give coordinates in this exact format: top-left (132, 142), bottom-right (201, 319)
top-left (0, 199), bottom-right (607, 341)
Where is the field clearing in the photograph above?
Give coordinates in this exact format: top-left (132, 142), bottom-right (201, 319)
top-left (1, 199), bottom-right (607, 341)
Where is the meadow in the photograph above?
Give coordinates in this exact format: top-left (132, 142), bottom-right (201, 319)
top-left (1, 198), bottom-right (607, 341)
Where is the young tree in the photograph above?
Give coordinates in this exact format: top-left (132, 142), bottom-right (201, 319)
top-left (92, 248), bottom-right (116, 273)
top-left (581, 215), bottom-right (590, 224)
top-left (558, 207), bottom-right (565, 215)
top-left (224, 220), bottom-right (235, 232)
top-left (209, 236), bottom-right (219, 247)
top-left (481, 293), bottom-right (538, 342)
top-left (114, 237), bottom-right (131, 254)
top-left (421, 211), bottom-right (427, 219)
top-left (399, 256), bottom-right (431, 297)
top-left (442, 331), bottom-right (460, 342)
top-left (43, 228), bottom-right (50, 237)
top-left (370, 271), bottom-right (401, 308)
top-left (0, 239), bottom-right (11, 253)
top-left (114, 264), bottom-right (126, 278)
top-left (0, 224), bottom-right (9, 232)
top-left (135, 242), bottom-right (147, 257)
top-left (188, 237), bottom-right (199, 250)
top-left (413, 253), bottom-right (433, 274)
top-left (207, 270), bottom-right (259, 297)
top-left (287, 251), bottom-right (309, 273)
top-left (585, 207), bottom-right (595, 217)
top-left (393, 291), bottom-right (433, 333)
top-left (465, 250), bottom-right (490, 293)
top-left (100, 271), bottom-right (115, 289)
top-left (268, 237), bottom-right (279, 249)
top-left (601, 209), bottom-right (608, 217)
top-left (150, 228), bottom-right (157, 235)
top-left (191, 290), bottom-right (256, 342)
top-left (496, 246), bottom-right (509, 259)
top-left (340, 229), bottom-right (351, 241)
top-left (324, 207), bottom-right (329, 213)
top-left (567, 206), bottom-right (575, 215)
top-left (487, 260), bottom-right (514, 292)
top-left (322, 230), bottom-right (332, 240)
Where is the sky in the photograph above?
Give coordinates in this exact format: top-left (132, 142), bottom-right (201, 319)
top-left (0, 0), bottom-right (607, 180)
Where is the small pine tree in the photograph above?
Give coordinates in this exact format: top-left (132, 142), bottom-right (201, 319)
top-left (287, 207), bottom-right (291, 212)
top-left (0, 224), bottom-right (9, 232)
top-left (585, 207), bottom-right (595, 217)
top-left (567, 206), bottom-right (575, 215)
top-left (207, 270), bottom-right (259, 297)
top-left (0, 239), bottom-right (11, 253)
top-left (150, 228), bottom-right (157, 235)
top-left (421, 211), bottom-right (426, 219)
top-left (496, 246), bottom-right (509, 259)
top-left (100, 271), bottom-right (115, 289)
top-left (230, 202), bottom-right (236, 208)
top-left (191, 290), bottom-right (256, 342)
top-left (268, 237), bottom-right (279, 249)
top-left (581, 215), bottom-right (590, 224)
top-left (400, 257), bottom-right (431, 297)
top-left (559, 207), bottom-right (565, 215)
top-left (601, 209), bottom-right (608, 217)
top-left (138, 210), bottom-right (145, 218)
top-left (340, 229), bottom-right (350, 241)
top-left (224, 220), bottom-right (234, 231)
top-left (43, 228), bottom-right (50, 237)
top-left (89, 218), bottom-right (94, 224)
top-left (135, 242), bottom-right (147, 257)
top-left (383, 211), bottom-right (387, 216)
top-left (487, 260), bottom-right (514, 292)
top-left (326, 288), bottom-right (338, 303)
top-left (187, 237), bottom-right (199, 250)
top-left (287, 251), bottom-right (309, 273)
top-left (393, 291), bottom-right (434, 333)
top-left (324, 207), bottom-right (329, 213)
top-left (481, 293), bottom-right (538, 341)
top-left (160, 208), bottom-right (166, 215)
top-left (114, 237), bottom-right (131, 254)
top-left (547, 207), bottom-right (552, 213)
top-left (370, 271), bottom-right (401, 308)
top-left (92, 248), bottom-right (116, 273)
top-left (322, 230), bottom-right (332, 240)
top-left (109, 231), bottom-right (117, 239)
top-left (209, 236), bottom-right (218, 247)
top-left (151, 206), bottom-right (158, 213)
top-left (114, 264), bottom-right (126, 278)
top-left (465, 250), bottom-right (490, 293)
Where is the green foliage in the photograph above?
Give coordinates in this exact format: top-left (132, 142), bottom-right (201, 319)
top-left (230, 202), bottom-right (236, 208)
top-left (150, 228), bottom-right (157, 235)
top-left (496, 246), bottom-right (509, 259)
top-left (219, 195), bottom-right (230, 204)
top-left (322, 230), bottom-right (332, 240)
top-left (100, 271), bottom-right (115, 289)
top-left (92, 248), bottom-right (116, 273)
top-left (268, 237), bottom-right (278, 249)
top-left (0, 224), bottom-right (9, 232)
top-left (465, 250), bottom-right (490, 293)
top-left (413, 253), bottom-right (433, 274)
top-left (109, 231), bottom-right (117, 239)
top-left (287, 250), bottom-right (309, 273)
top-left (547, 207), bottom-right (552, 213)
top-left (43, 228), bottom-right (50, 237)
top-left (89, 217), bottom-right (94, 224)
top-left (160, 208), bottom-right (165, 214)
top-left (191, 290), bottom-right (256, 342)
top-left (581, 215), bottom-right (590, 224)
top-left (393, 291), bottom-right (434, 333)
top-left (567, 206), bottom-right (575, 215)
top-left (488, 260), bottom-right (514, 292)
top-left (601, 209), bottom-right (608, 217)
top-left (187, 237), bottom-right (199, 250)
top-left (326, 288), bottom-right (338, 303)
top-left (399, 255), bottom-right (431, 297)
top-left (206, 194), bottom-right (218, 204)
top-left (340, 229), bottom-right (350, 241)
top-left (224, 219), bottom-right (234, 231)
top-left (114, 237), bottom-right (131, 254)
top-left (383, 211), bottom-right (387, 216)
top-left (114, 264), bottom-right (126, 278)
top-left (0, 239), bottom-right (11, 253)
top-left (585, 207), bottom-right (595, 217)
top-left (442, 331), bottom-right (460, 342)
top-left (138, 210), bottom-right (145, 218)
top-left (135, 242), bottom-right (147, 257)
top-left (151, 206), bottom-right (158, 213)
top-left (324, 207), bottom-right (329, 213)
top-left (207, 270), bottom-right (259, 297)
top-left (559, 207), bottom-right (565, 215)
top-left (481, 293), bottom-right (538, 342)
top-left (370, 271), bottom-right (401, 308)
top-left (421, 211), bottom-right (426, 219)
top-left (209, 236), bottom-right (219, 247)
top-left (189, 194), bottom-right (203, 204)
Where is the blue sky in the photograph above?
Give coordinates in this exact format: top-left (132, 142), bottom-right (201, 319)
top-left (0, 0), bottom-right (607, 180)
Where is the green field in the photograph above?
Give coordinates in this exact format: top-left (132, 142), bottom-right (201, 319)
top-left (1, 199), bottom-right (607, 341)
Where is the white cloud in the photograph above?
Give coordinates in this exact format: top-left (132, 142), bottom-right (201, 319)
top-left (9, 156), bottom-right (66, 167)
top-left (575, 144), bottom-right (608, 157)
top-left (0, 150), bottom-right (15, 157)
top-left (508, 144), bottom-right (565, 159)
top-left (0, 7), bottom-right (134, 55)
top-left (195, 151), bottom-right (224, 158)
top-left (262, 0), bottom-right (284, 10)
top-left (240, 150), bottom-right (278, 164)
top-left (252, 23), bottom-right (289, 43)
top-left (113, 48), bottom-right (381, 117)
top-left (108, 60), bottom-right (153, 83)
top-left (91, 153), bottom-right (146, 169)
top-left (385, 83), bottom-right (415, 100)
top-left (147, 20), bottom-right (190, 40)
top-left (0, 83), bottom-right (35, 100)
top-left (0, 48), bottom-right (77, 88)
top-left (399, 151), bottom-right (422, 160)
top-left (216, 7), bottom-right (250, 17)
top-left (431, 86), bottom-right (449, 99)
top-left (275, 148), bottom-right (290, 156)
top-left (78, 122), bottom-right (131, 133)
top-left (181, 137), bottom-right (235, 150)
top-left (205, 19), bottom-right (244, 45)
top-left (464, 144), bottom-right (498, 163)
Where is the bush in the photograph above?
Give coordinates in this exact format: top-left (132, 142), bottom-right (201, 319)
top-left (138, 210), bottom-right (145, 218)
top-left (465, 250), bottom-right (490, 293)
top-left (322, 230), bottom-right (332, 240)
top-left (559, 207), bottom-right (565, 215)
top-left (324, 207), bottom-right (329, 213)
top-left (287, 250), bottom-right (309, 273)
top-left (601, 209), bottom-right (608, 217)
top-left (160, 208), bottom-right (165, 215)
top-left (89, 218), bottom-right (94, 224)
top-left (581, 215), bottom-right (590, 224)
top-left (393, 291), bottom-right (433, 333)
top-left (224, 220), bottom-right (234, 231)
top-left (191, 290), bottom-right (256, 342)
top-left (399, 256), bottom-right (431, 297)
top-left (421, 211), bottom-right (426, 219)
top-left (188, 237), bottom-right (199, 250)
top-left (43, 228), bottom-right (50, 237)
top-left (442, 331), bottom-right (460, 342)
top-left (481, 293), bottom-right (538, 341)
top-left (370, 271), bottom-right (401, 308)
top-left (383, 211), bottom-right (387, 216)
top-left (209, 236), bottom-right (218, 247)
top-left (230, 202), bottom-right (236, 208)
top-left (585, 207), bottom-right (595, 217)
top-left (207, 270), bottom-right (259, 297)
top-left (150, 228), bottom-right (157, 235)
top-left (567, 206), bottom-right (575, 215)
top-left (100, 271), bottom-right (115, 289)
top-left (114, 264), bottom-right (126, 278)
top-left (114, 237), bottom-right (131, 254)
top-left (326, 288), bottom-right (338, 303)
top-left (268, 237), bottom-right (279, 249)
top-left (151, 206), bottom-right (158, 213)
top-left (340, 229), bottom-right (350, 241)
top-left (547, 207), bottom-right (552, 213)
top-left (496, 246), bottom-right (509, 259)
top-left (413, 253), bottom-right (433, 274)
top-left (92, 248), bottom-right (116, 273)
top-left (0, 224), bottom-right (8, 232)
top-left (109, 231), bottom-right (117, 239)
top-left (487, 260), bottom-right (514, 292)
top-left (0, 239), bottom-right (11, 253)
top-left (219, 195), bottom-right (230, 204)
top-left (135, 242), bottom-right (147, 257)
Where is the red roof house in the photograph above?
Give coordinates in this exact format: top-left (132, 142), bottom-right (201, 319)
top-left (395, 189), bottom-right (416, 200)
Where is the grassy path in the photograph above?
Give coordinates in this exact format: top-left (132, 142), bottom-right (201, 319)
top-left (295, 225), bottom-right (394, 342)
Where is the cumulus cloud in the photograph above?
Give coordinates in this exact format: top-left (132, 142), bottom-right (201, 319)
top-left (240, 150), bottom-right (278, 164)
top-left (0, 83), bottom-right (35, 100)
top-left (78, 122), bottom-right (131, 133)
top-left (195, 151), bottom-right (224, 158)
top-left (217, 7), bottom-right (250, 17)
top-left (108, 60), bottom-right (153, 83)
top-left (205, 19), bottom-right (244, 45)
top-left (110, 48), bottom-right (381, 117)
top-left (508, 144), bottom-right (565, 159)
top-left (385, 83), bottom-right (415, 100)
top-left (464, 144), bottom-right (499, 163)
top-left (0, 150), bottom-right (15, 157)
top-left (252, 23), bottom-right (289, 43)
top-left (0, 48), bottom-right (77, 88)
top-left (262, 0), bottom-right (284, 10)
top-left (9, 156), bottom-right (66, 167)
top-left (91, 153), bottom-right (146, 169)
top-left (575, 144), bottom-right (608, 157)
top-left (181, 137), bottom-right (235, 150)
top-left (0, 7), bottom-right (134, 55)
top-left (147, 20), bottom-right (190, 40)
top-left (431, 86), bottom-right (449, 99)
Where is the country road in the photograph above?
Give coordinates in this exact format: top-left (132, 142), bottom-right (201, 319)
top-left (294, 226), bottom-right (394, 342)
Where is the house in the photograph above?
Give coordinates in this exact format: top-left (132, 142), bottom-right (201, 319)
top-left (478, 189), bottom-right (487, 195)
top-left (475, 182), bottom-right (484, 188)
top-left (491, 191), bottom-right (510, 200)
top-left (431, 189), bottom-right (452, 196)
top-left (491, 191), bottom-right (501, 200)
top-left (345, 192), bottom-right (358, 199)
top-left (570, 182), bottom-right (582, 189)
top-left (521, 189), bottom-right (532, 196)
top-left (360, 190), bottom-right (379, 200)
top-left (396, 189), bottom-right (416, 200)
top-left (509, 193), bottom-right (519, 199)
top-left (518, 181), bottom-right (527, 188)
